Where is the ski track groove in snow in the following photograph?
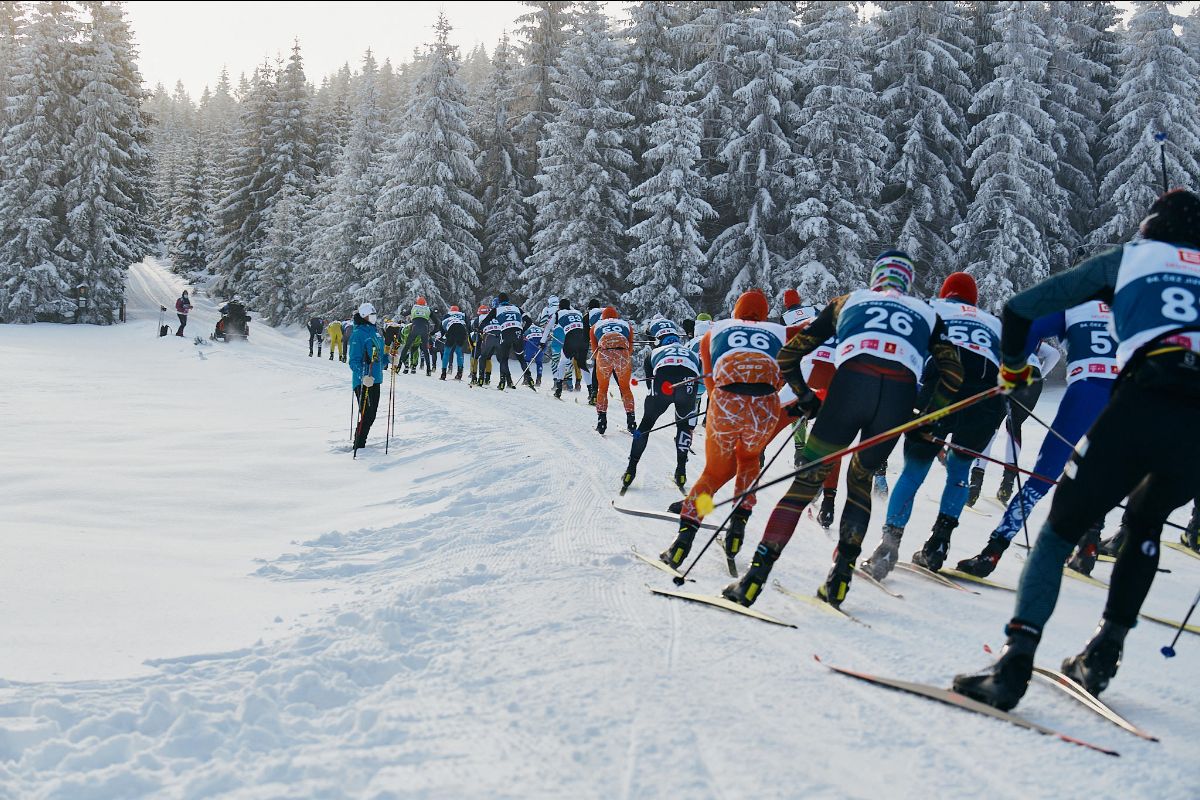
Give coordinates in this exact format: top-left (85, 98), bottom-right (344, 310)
top-left (0, 258), bottom-right (1198, 797)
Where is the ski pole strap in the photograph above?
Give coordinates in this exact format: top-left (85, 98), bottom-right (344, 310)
top-left (712, 386), bottom-right (1004, 511)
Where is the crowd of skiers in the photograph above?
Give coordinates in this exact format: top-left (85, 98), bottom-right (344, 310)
top-left (319, 189), bottom-right (1200, 717)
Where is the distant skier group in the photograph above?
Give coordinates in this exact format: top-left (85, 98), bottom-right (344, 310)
top-left (301, 189), bottom-right (1200, 716)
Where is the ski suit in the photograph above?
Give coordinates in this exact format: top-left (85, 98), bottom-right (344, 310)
top-left (481, 302), bottom-right (527, 383)
top-left (307, 317), bottom-right (324, 356)
top-left (990, 301), bottom-right (1119, 543)
top-left (476, 312), bottom-right (501, 384)
top-left (442, 311), bottom-right (467, 372)
top-left (542, 308), bottom-right (591, 385)
top-left (348, 320), bottom-right (385, 449)
top-left (523, 321), bottom-right (546, 380)
top-left (327, 320), bottom-right (345, 361)
top-left (758, 289), bottom-right (963, 559)
top-left (592, 314), bottom-right (635, 413)
top-left (629, 341), bottom-right (702, 469)
top-left (399, 303), bottom-right (432, 372)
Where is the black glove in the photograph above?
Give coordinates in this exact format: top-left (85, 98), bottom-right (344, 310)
top-left (796, 389), bottom-right (822, 419)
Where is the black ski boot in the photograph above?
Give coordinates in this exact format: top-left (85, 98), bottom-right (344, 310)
top-left (1067, 522), bottom-right (1102, 576)
top-left (725, 507), bottom-right (752, 563)
top-left (1061, 620), bottom-right (1129, 696)
top-left (620, 461), bottom-right (636, 494)
top-left (535, 375), bottom-right (542, 388)
top-left (660, 519), bottom-right (699, 568)
top-left (967, 467), bottom-right (985, 507)
top-left (1098, 525), bottom-right (1126, 558)
top-left (553, 379), bottom-right (563, 399)
top-left (722, 542), bottom-right (780, 606)
top-left (596, 411), bottom-right (608, 435)
top-left (587, 386), bottom-right (598, 406)
top-left (817, 549), bottom-right (855, 608)
top-left (817, 490), bottom-right (836, 528)
top-left (667, 499), bottom-right (683, 514)
top-left (956, 536), bottom-right (1010, 577)
top-left (953, 621), bottom-right (1040, 711)
top-left (626, 412), bottom-right (637, 433)
top-left (1183, 505), bottom-right (1200, 553)
top-left (524, 374), bottom-right (537, 391)
top-left (861, 524), bottom-right (903, 581)
top-left (673, 457), bottom-right (687, 493)
top-left (997, 472), bottom-right (1014, 504)
top-left (911, 513), bottom-right (959, 572)
top-left (455, 367), bottom-right (463, 381)
top-left (439, 369), bottom-right (447, 381)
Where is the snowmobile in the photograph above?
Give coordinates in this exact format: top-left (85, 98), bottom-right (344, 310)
top-left (212, 300), bottom-right (251, 342)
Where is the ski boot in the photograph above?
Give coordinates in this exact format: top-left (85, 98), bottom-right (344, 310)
top-left (1061, 620), bottom-right (1129, 696)
top-left (497, 376), bottom-right (506, 391)
top-left (1098, 525), bottom-right (1126, 558)
top-left (722, 542), bottom-right (780, 607)
top-left (596, 411), bottom-right (608, 435)
top-left (1067, 522), bottom-right (1102, 576)
top-left (966, 467), bottom-right (985, 507)
top-left (952, 621), bottom-right (1040, 711)
top-left (329, 353), bottom-right (334, 361)
top-left (587, 386), bottom-right (598, 406)
top-left (861, 524), bottom-right (903, 581)
top-left (439, 369), bottom-right (447, 381)
top-left (1183, 508), bottom-right (1200, 553)
top-left (817, 549), bottom-right (855, 608)
top-left (725, 507), bottom-right (752, 564)
top-left (996, 472), bottom-right (1014, 504)
top-left (911, 513), bottom-right (958, 572)
top-left (455, 367), bottom-right (463, 381)
top-left (667, 500), bottom-right (683, 514)
top-left (535, 375), bottom-right (542, 388)
top-left (626, 412), bottom-right (637, 433)
top-left (620, 461), bottom-right (637, 495)
top-left (673, 457), bottom-right (687, 493)
top-left (817, 490), bottom-right (836, 529)
top-left (660, 519), bottom-right (699, 568)
top-left (872, 465), bottom-right (888, 498)
top-left (553, 379), bottom-right (563, 399)
top-left (402, 366), bottom-right (410, 374)
top-left (956, 536), bottom-right (1010, 577)
top-left (524, 374), bottom-right (537, 390)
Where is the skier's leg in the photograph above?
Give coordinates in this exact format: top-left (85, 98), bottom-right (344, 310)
top-left (883, 434), bottom-right (940, 530)
top-left (616, 354), bottom-right (635, 413)
top-left (629, 393), bottom-right (670, 464)
top-left (594, 351), bottom-right (612, 413)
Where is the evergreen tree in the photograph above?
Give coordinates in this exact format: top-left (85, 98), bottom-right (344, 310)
top-left (170, 141), bottom-right (211, 283)
top-left (476, 34), bottom-right (529, 294)
top-left (953, 1), bottom-right (1065, 310)
top-left (0, 2), bottom-right (79, 322)
top-left (265, 42), bottom-right (316, 200)
top-left (787, 0), bottom-right (888, 301)
top-left (364, 14), bottom-right (482, 312)
top-left (705, 1), bottom-right (798, 308)
top-left (621, 1), bottom-right (682, 193)
top-left (873, 0), bottom-right (973, 291)
top-left (524, 2), bottom-right (633, 303)
top-left (255, 182), bottom-right (302, 325)
top-left (514, 1), bottom-right (575, 182)
top-left (626, 80), bottom-right (710, 319)
top-left (1093, 1), bottom-right (1200, 248)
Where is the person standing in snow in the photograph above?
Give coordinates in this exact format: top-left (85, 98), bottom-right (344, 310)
top-left (327, 317), bottom-right (346, 362)
top-left (175, 291), bottom-right (192, 337)
top-left (307, 315), bottom-right (325, 357)
top-left (348, 303), bottom-right (385, 451)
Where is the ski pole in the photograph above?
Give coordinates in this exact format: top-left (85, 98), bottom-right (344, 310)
top-left (675, 430), bottom-right (797, 585)
top-left (386, 358), bottom-right (396, 455)
top-left (706, 386), bottom-right (1005, 513)
top-left (158, 305), bottom-right (165, 337)
top-left (352, 384), bottom-right (370, 459)
top-left (1161, 588), bottom-right (1200, 658)
top-left (927, 436), bottom-right (1058, 484)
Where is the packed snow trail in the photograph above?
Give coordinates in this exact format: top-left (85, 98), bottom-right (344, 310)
top-left (0, 258), bottom-right (1197, 797)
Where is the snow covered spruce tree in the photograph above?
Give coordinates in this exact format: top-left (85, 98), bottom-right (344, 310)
top-left (524, 1), bottom-right (633, 303)
top-left (363, 14), bottom-right (482, 312)
top-left (514, 1), bottom-right (576, 190)
top-left (0, 1), bottom-right (79, 322)
top-left (621, 0), bottom-right (684, 195)
top-left (309, 50), bottom-right (386, 313)
top-left (255, 183), bottom-right (302, 325)
top-left (62, 0), bottom-right (153, 322)
top-left (170, 142), bottom-right (211, 284)
top-left (953, 1), bottom-right (1066, 311)
top-left (1092, 1), bottom-right (1200, 249)
top-left (787, 0), bottom-right (888, 301)
top-left (625, 79), bottom-right (710, 319)
top-left (475, 35), bottom-right (529, 295)
top-left (704, 1), bottom-right (798, 309)
top-left (872, 0), bottom-right (973, 290)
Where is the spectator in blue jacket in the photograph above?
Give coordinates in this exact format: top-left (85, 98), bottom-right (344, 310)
top-left (348, 302), bottom-right (385, 450)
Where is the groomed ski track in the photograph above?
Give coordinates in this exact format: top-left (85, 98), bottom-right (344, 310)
top-left (0, 258), bottom-right (1196, 797)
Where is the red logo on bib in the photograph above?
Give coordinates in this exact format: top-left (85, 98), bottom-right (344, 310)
top-left (1180, 249), bottom-right (1200, 265)
top-left (885, 342), bottom-right (897, 354)
top-left (863, 339), bottom-right (879, 350)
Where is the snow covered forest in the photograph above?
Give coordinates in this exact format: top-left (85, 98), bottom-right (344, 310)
top-left (3, 1), bottom-right (1200, 325)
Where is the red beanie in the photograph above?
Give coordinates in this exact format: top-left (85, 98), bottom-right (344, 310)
top-left (733, 290), bottom-right (770, 322)
top-left (783, 289), bottom-right (801, 308)
top-left (602, 306), bottom-right (618, 319)
top-left (940, 272), bottom-right (978, 306)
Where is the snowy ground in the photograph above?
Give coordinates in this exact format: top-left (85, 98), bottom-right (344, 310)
top-left (0, 258), bottom-right (1197, 798)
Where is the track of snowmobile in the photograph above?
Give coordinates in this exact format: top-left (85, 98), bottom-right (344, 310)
top-left (0, 258), bottom-right (1196, 797)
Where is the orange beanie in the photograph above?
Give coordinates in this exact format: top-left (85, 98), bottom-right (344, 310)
top-left (783, 289), bottom-right (801, 308)
top-left (733, 289), bottom-right (770, 322)
top-left (939, 272), bottom-right (978, 306)
top-left (602, 306), bottom-right (619, 319)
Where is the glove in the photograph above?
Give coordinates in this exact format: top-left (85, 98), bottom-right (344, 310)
top-left (796, 389), bottom-right (822, 419)
top-left (998, 361), bottom-right (1033, 394)
top-left (362, 375), bottom-right (376, 388)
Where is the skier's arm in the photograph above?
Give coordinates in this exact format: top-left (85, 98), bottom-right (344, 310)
top-left (1036, 341), bottom-right (1061, 376)
top-left (540, 312), bottom-right (556, 345)
top-left (777, 297), bottom-right (842, 395)
top-left (700, 332), bottom-right (715, 395)
top-left (1001, 249), bottom-right (1122, 367)
top-left (924, 318), bottom-right (965, 411)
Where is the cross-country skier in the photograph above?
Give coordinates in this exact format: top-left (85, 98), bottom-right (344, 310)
top-left (523, 314), bottom-right (546, 386)
top-left (860, 272), bottom-right (1005, 580)
top-left (592, 307), bottom-right (636, 433)
top-left (478, 293), bottom-right (533, 390)
top-left (348, 303), bottom-right (385, 450)
top-left (721, 251), bottom-right (963, 608)
top-left (779, 289), bottom-right (821, 469)
top-left (327, 317), bottom-right (346, 362)
top-left (440, 305), bottom-right (467, 380)
top-left (398, 298), bottom-right (433, 375)
top-left (622, 321), bottom-right (702, 493)
top-left (660, 290), bottom-right (793, 569)
top-left (954, 298), bottom-right (1120, 578)
top-left (307, 314), bottom-right (324, 356)
top-left (541, 299), bottom-right (591, 399)
top-left (952, 189), bottom-right (1200, 710)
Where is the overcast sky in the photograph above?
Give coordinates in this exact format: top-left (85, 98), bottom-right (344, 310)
top-left (127, 1), bottom-right (1195, 99)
